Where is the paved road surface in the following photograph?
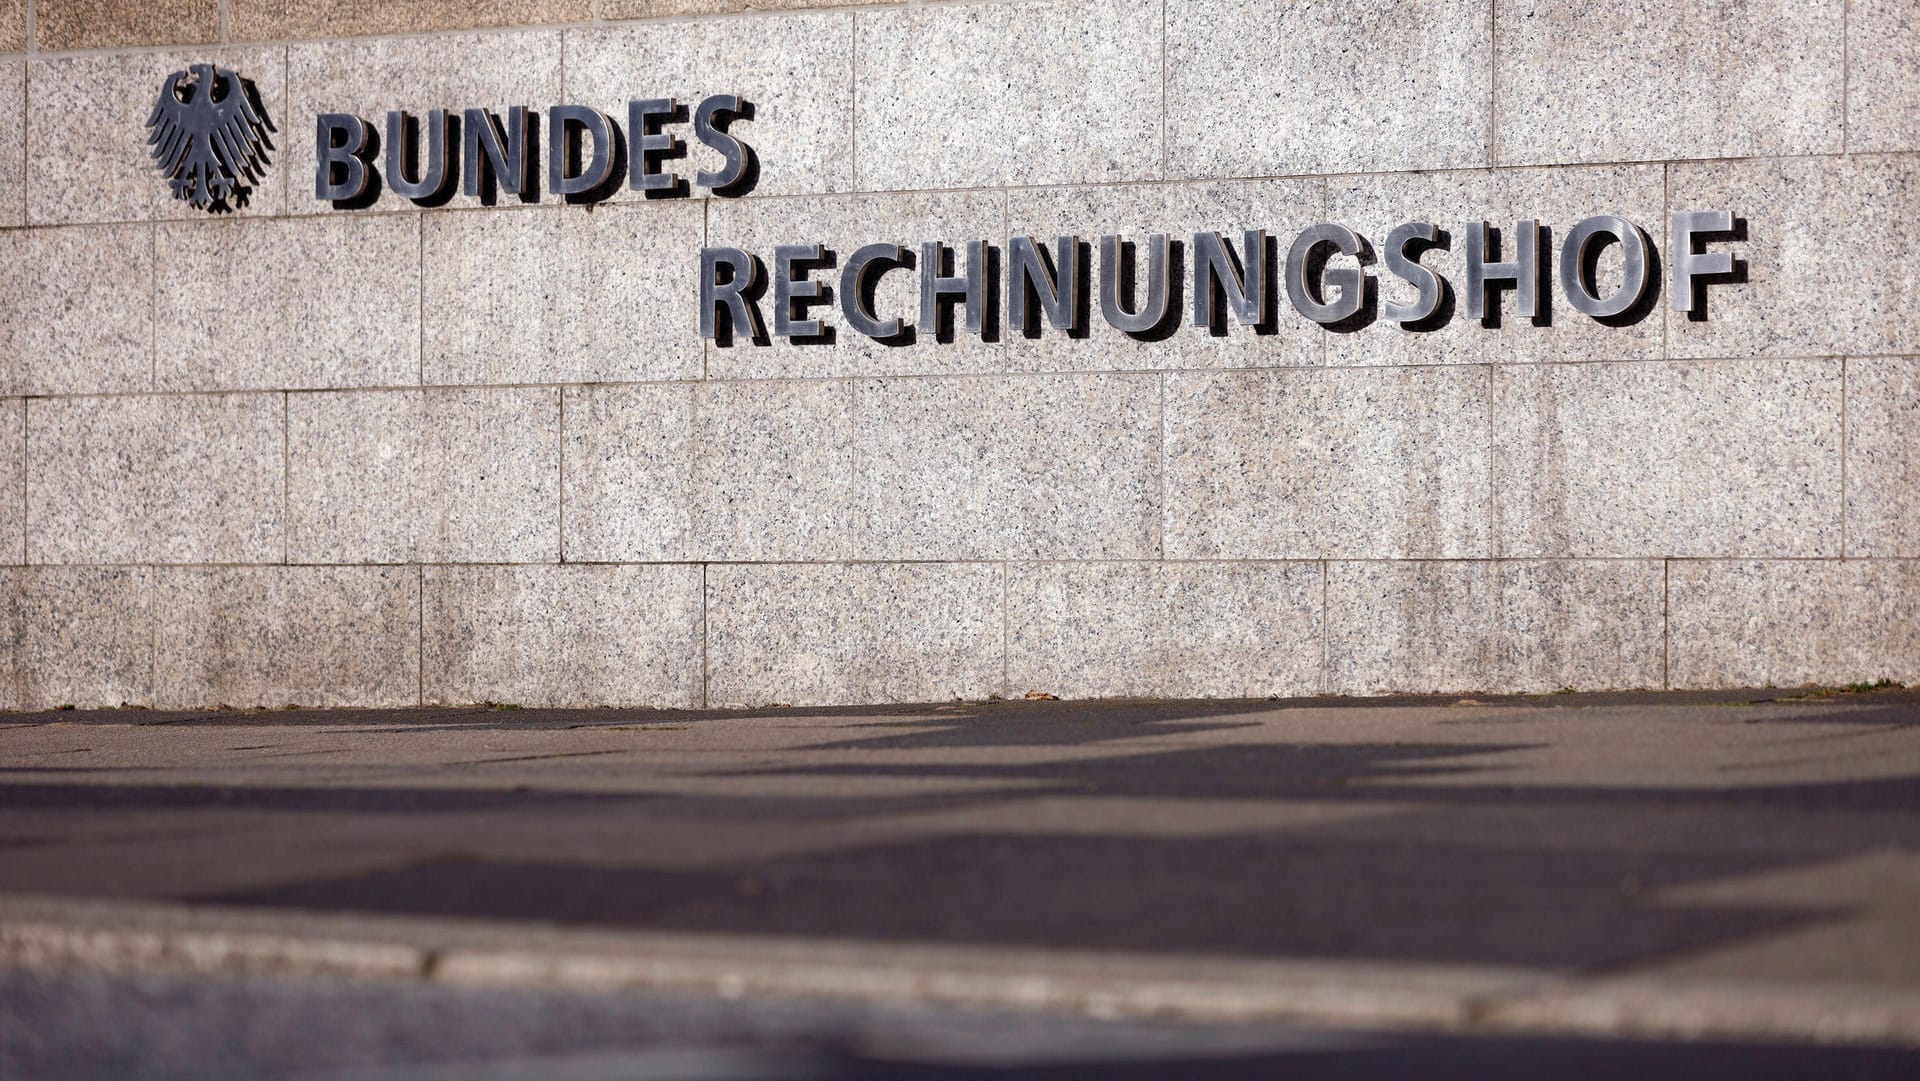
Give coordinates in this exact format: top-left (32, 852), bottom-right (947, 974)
top-left (3, 689), bottom-right (1919, 1076)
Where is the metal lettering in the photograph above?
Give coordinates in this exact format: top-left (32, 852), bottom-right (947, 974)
top-left (629, 97), bottom-right (683, 194)
top-left (462, 106), bottom-right (531, 198)
top-left (772, 244), bottom-right (829, 339)
top-left (1008, 235), bottom-right (1081, 334)
top-left (1191, 230), bottom-right (1266, 329)
top-left (1670, 210), bottom-right (1736, 315)
top-left (548, 105), bottom-right (616, 197)
top-left (700, 246), bottom-right (763, 342)
top-left (1464, 219), bottom-right (1539, 321)
top-left (1285, 223), bottom-right (1369, 325)
top-left (920, 240), bottom-right (987, 337)
top-left (1381, 222), bottom-right (1444, 325)
top-left (384, 110), bottom-right (453, 201)
top-left (1560, 214), bottom-right (1650, 319)
top-left (693, 95), bottom-right (751, 193)
top-left (314, 113), bottom-right (373, 202)
top-left (840, 243), bottom-right (909, 339)
top-left (1099, 233), bottom-right (1171, 333)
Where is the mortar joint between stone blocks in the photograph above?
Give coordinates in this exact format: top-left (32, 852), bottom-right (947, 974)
top-left (1319, 559), bottom-right (1330, 697)
top-left (1661, 559), bottom-right (1671, 689)
top-left (699, 562), bottom-right (710, 710)
top-left (1486, 0), bottom-right (1498, 167)
top-left (998, 560), bottom-right (1009, 699)
top-left (1158, 0), bottom-right (1167, 181)
top-left (1840, 0), bottom-right (1849, 156)
top-left (1839, 355), bottom-right (1847, 558)
top-left (849, 10), bottom-right (860, 193)
top-left (417, 563), bottom-right (426, 706)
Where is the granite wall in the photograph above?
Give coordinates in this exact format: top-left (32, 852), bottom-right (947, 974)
top-left (0, 0), bottom-right (1915, 708)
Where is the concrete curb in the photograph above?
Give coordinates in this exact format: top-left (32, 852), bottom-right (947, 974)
top-left (5, 893), bottom-right (1919, 1048)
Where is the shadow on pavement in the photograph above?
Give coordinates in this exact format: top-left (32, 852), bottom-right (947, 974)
top-left (7, 694), bottom-right (1920, 977)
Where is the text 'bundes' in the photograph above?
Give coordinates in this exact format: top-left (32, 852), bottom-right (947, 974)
top-left (313, 96), bottom-right (755, 204)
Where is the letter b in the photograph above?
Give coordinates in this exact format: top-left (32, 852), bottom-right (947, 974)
top-left (315, 113), bottom-right (374, 202)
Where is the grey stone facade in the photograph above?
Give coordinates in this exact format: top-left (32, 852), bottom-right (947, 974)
top-left (1, 0), bottom-right (1914, 708)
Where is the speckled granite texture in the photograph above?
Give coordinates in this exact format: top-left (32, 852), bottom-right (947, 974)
top-left (423, 203), bottom-right (704, 385)
top-left (568, 17), bottom-right (856, 201)
top-left (0, 65), bottom-right (21, 227)
top-left (1493, 0), bottom-right (1844, 165)
top-left (1169, 0), bottom-right (1489, 177)
top-left (231, 0), bottom-right (591, 42)
top-left (158, 215), bottom-right (420, 391)
top-left (1848, 0), bottom-right (1920, 153)
top-left (36, 0), bottom-right (220, 50)
top-left (151, 566), bottom-right (420, 708)
top-left (0, 0), bottom-right (1913, 707)
top-left (0, 1), bottom-right (23, 53)
top-left (27, 393), bottom-right (285, 566)
top-left (423, 563), bottom-right (704, 708)
top-left (0, 222), bottom-right (151, 395)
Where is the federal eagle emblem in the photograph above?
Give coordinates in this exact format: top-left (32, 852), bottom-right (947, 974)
top-left (145, 64), bottom-right (275, 212)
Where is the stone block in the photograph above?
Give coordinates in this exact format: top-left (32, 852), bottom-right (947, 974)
top-left (604, 0), bottom-right (861, 14)
top-left (0, 568), bottom-right (154, 710)
top-left (1326, 559), bottom-right (1666, 694)
top-left (423, 564), bottom-right (702, 708)
top-left (0, 224), bottom-right (151, 396)
top-left (1845, 357), bottom-right (1920, 557)
top-left (687, 381), bottom-right (851, 561)
top-left (286, 32), bottom-right (560, 215)
top-left (1328, 561), bottom-right (1495, 695)
top-left (0, 2), bottom-right (20, 52)
top-left (703, 189), bottom-right (1008, 380)
top-left (1005, 178), bottom-right (1325, 372)
top-left (565, 15), bottom-right (853, 200)
top-left (286, 387), bottom-right (560, 564)
top-left (1324, 165), bottom-right (1664, 367)
top-left (27, 48), bottom-right (289, 226)
top-left (1167, 0), bottom-right (1489, 179)
top-left (1668, 560), bottom-right (1920, 689)
top-left (1164, 367), bottom-right (1493, 559)
top-left (0, 399), bottom-right (17, 565)
top-left (420, 387), bottom-right (560, 564)
top-left (152, 566), bottom-right (420, 709)
top-left (286, 389), bottom-right (417, 564)
top-left (36, 0), bottom-right (219, 49)
top-left (1848, 0), bottom-right (1920, 153)
top-left (856, 0), bottom-right (1160, 190)
top-left (560, 380), bottom-right (852, 564)
top-left (28, 393), bottom-right (283, 565)
top-left (422, 204), bottom-right (702, 386)
top-left (1495, 359), bottom-right (1842, 558)
top-left (1007, 561), bottom-right (1324, 700)
top-left (0, 63), bottom-right (20, 227)
top-left (851, 374), bottom-right (1160, 561)
top-left (1667, 156), bottom-right (1920, 359)
top-left (156, 215), bottom-right (419, 392)
top-left (562, 381), bottom-right (853, 562)
top-left (706, 562), bottom-right (1002, 707)
top-left (1493, 560), bottom-right (1668, 693)
top-left (1495, 0), bottom-right (1843, 165)
top-left (560, 384), bottom-right (693, 564)
top-left (232, 0), bottom-right (590, 41)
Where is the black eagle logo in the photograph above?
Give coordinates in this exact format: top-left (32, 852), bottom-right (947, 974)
top-left (146, 64), bottom-right (275, 212)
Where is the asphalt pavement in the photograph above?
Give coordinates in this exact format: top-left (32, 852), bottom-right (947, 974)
top-left (4, 688), bottom-right (1920, 1077)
